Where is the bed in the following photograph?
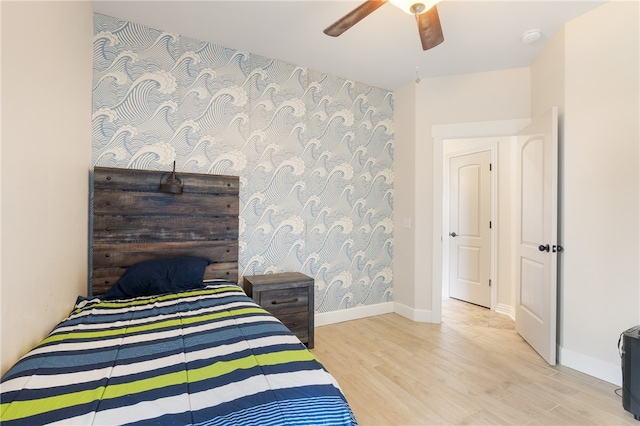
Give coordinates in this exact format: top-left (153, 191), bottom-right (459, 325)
top-left (0, 167), bottom-right (357, 425)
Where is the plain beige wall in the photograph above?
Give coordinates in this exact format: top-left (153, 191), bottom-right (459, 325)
top-left (392, 82), bottom-right (417, 312)
top-left (1, 1), bottom-right (93, 375)
top-left (531, 27), bottom-right (566, 120)
top-left (559, 0), bottom-right (639, 384)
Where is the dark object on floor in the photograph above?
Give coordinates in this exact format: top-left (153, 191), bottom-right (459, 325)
top-left (622, 326), bottom-right (640, 420)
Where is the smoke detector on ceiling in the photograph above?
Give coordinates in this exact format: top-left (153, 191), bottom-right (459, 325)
top-left (521, 29), bottom-right (542, 44)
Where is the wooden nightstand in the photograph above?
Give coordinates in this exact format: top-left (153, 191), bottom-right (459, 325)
top-left (243, 272), bottom-right (314, 348)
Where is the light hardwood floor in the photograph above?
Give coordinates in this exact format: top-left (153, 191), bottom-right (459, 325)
top-left (311, 298), bottom-right (634, 425)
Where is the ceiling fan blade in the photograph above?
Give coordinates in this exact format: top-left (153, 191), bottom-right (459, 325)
top-left (324, 0), bottom-right (388, 37)
top-left (416, 5), bottom-right (444, 50)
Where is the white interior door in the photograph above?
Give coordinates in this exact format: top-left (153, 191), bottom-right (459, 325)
top-left (515, 107), bottom-right (559, 365)
top-left (449, 150), bottom-right (492, 308)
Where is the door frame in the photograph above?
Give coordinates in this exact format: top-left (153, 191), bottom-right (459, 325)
top-left (443, 144), bottom-right (496, 309)
top-left (432, 118), bottom-right (530, 323)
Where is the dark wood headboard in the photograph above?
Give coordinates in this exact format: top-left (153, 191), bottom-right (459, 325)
top-left (91, 167), bottom-right (239, 296)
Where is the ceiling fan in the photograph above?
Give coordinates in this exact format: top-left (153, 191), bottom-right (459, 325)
top-left (324, 0), bottom-right (445, 51)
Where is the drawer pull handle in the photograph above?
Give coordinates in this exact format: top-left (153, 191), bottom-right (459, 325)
top-left (271, 298), bottom-right (298, 305)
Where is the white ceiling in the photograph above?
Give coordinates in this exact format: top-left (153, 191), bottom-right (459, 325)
top-left (90, 0), bottom-right (607, 91)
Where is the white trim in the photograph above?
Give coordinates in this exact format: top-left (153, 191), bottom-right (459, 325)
top-left (431, 118), bottom-right (531, 324)
top-left (314, 301), bottom-right (434, 327)
top-left (559, 346), bottom-right (621, 386)
top-left (509, 138), bottom-right (519, 314)
top-left (495, 303), bottom-right (515, 321)
top-left (393, 302), bottom-right (432, 323)
top-left (314, 302), bottom-right (394, 327)
top-left (431, 119), bottom-right (532, 141)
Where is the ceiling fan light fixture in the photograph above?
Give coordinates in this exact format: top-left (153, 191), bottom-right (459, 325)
top-left (389, 0), bottom-right (440, 15)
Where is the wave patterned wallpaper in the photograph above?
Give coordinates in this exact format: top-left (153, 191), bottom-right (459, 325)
top-left (92, 14), bottom-right (394, 314)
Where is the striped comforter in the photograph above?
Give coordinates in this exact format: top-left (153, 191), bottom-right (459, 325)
top-left (0, 283), bottom-right (357, 425)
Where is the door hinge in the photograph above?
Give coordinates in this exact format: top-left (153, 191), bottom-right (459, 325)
top-left (489, 279), bottom-right (492, 287)
top-left (489, 163), bottom-right (492, 171)
top-left (489, 221), bottom-right (492, 229)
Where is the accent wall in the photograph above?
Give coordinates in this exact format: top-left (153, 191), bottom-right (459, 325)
top-left (91, 14), bottom-right (394, 314)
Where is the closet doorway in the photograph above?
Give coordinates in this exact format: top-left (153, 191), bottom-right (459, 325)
top-left (432, 118), bottom-right (530, 324)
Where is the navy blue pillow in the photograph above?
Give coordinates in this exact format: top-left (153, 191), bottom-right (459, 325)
top-left (102, 256), bottom-right (211, 300)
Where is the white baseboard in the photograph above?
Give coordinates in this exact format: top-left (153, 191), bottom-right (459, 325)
top-left (393, 302), bottom-right (433, 323)
top-left (559, 346), bottom-right (622, 386)
top-left (315, 302), bottom-right (394, 327)
top-left (495, 303), bottom-right (515, 321)
top-left (315, 301), bottom-right (436, 328)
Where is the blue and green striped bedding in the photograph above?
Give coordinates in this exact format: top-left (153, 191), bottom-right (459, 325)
top-left (0, 283), bottom-right (357, 425)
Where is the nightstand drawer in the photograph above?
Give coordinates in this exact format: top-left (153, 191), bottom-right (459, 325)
top-left (260, 287), bottom-right (308, 315)
top-left (277, 311), bottom-right (309, 335)
top-left (243, 272), bottom-right (314, 348)
top-left (281, 316), bottom-right (309, 345)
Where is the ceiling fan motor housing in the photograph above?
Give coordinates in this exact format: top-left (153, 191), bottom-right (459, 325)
top-left (390, 0), bottom-right (440, 15)
top-left (410, 3), bottom-right (426, 14)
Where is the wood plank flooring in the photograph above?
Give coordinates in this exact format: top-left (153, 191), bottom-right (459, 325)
top-left (311, 298), bottom-right (634, 425)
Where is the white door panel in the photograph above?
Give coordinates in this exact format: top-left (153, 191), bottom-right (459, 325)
top-left (521, 257), bottom-right (545, 320)
top-left (521, 137), bottom-right (545, 245)
top-left (449, 150), bottom-right (491, 308)
top-left (515, 107), bottom-right (558, 366)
